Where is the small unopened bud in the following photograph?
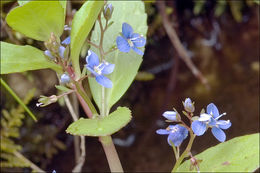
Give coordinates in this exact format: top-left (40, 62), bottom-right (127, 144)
top-left (44, 50), bottom-right (54, 59)
top-left (60, 74), bottom-right (70, 84)
top-left (103, 3), bottom-right (114, 21)
top-left (44, 32), bottom-right (60, 54)
top-left (37, 95), bottom-right (58, 107)
top-left (162, 111), bottom-right (181, 122)
top-left (183, 98), bottom-right (195, 113)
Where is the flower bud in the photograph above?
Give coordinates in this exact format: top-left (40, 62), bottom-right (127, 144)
top-left (60, 74), bottom-right (70, 84)
top-left (103, 3), bottom-right (114, 21)
top-left (44, 50), bottom-right (54, 59)
top-left (37, 95), bottom-right (58, 107)
top-left (44, 33), bottom-right (60, 54)
top-left (162, 111), bottom-right (181, 122)
top-left (183, 98), bottom-right (195, 113)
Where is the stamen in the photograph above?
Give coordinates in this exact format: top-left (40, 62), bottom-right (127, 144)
top-left (216, 112), bottom-right (227, 120)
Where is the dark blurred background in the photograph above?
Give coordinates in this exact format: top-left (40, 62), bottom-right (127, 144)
top-left (1, 0), bottom-right (259, 172)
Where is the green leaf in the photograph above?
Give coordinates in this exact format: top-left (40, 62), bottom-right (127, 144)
top-left (177, 133), bottom-right (259, 172)
top-left (0, 78), bottom-right (37, 122)
top-left (55, 85), bottom-right (71, 92)
top-left (66, 107), bottom-right (132, 136)
top-left (89, 1), bottom-right (148, 111)
top-left (6, 1), bottom-right (64, 41)
top-left (0, 42), bottom-right (61, 74)
top-left (70, 1), bottom-right (104, 78)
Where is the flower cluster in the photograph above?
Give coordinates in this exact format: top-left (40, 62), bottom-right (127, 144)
top-left (157, 98), bottom-right (231, 147)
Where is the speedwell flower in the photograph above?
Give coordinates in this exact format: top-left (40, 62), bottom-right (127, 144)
top-left (85, 50), bottom-right (114, 88)
top-left (116, 23), bottom-right (146, 55)
top-left (191, 103), bottom-right (231, 142)
top-left (156, 124), bottom-right (188, 147)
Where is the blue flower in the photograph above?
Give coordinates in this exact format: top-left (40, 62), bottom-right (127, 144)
top-left (60, 73), bottom-right (70, 84)
top-left (61, 36), bottom-right (71, 45)
top-left (85, 50), bottom-right (114, 88)
top-left (162, 111), bottom-right (180, 122)
top-left (183, 98), bottom-right (195, 113)
top-left (156, 124), bottom-right (188, 146)
top-left (191, 103), bottom-right (231, 142)
top-left (116, 23), bottom-right (146, 55)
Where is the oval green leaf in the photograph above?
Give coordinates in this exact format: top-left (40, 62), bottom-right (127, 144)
top-left (89, 1), bottom-right (148, 111)
top-left (66, 107), bottom-right (132, 136)
top-left (177, 133), bottom-right (259, 172)
top-left (1, 42), bottom-right (61, 74)
top-left (70, 1), bottom-right (104, 78)
top-left (6, 1), bottom-right (64, 41)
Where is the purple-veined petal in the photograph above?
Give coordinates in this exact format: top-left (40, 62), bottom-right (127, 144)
top-left (191, 120), bottom-right (207, 136)
top-left (101, 63), bottom-right (115, 75)
top-left (211, 127), bottom-right (226, 142)
top-left (207, 103), bottom-right (220, 118)
top-left (198, 113), bottom-right (211, 122)
top-left (217, 120), bottom-right (231, 129)
top-left (131, 33), bottom-right (146, 47)
top-left (59, 46), bottom-right (65, 58)
top-left (132, 46), bottom-right (144, 55)
top-left (116, 36), bottom-right (131, 52)
top-left (156, 129), bottom-right (169, 135)
top-left (162, 111), bottom-right (178, 121)
top-left (122, 23), bottom-right (133, 38)
top-left (86, 50), bottom-right (99, 67)
top-left (61, 36), bottom-right (71, 45)
top-left (44, 50), bottom-right (54, 59)
top-left (95, 75), bottom-right (113, 88)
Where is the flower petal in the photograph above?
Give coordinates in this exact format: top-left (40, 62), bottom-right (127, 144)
top-left (217, 120), bottom-right (231, 129)
top-left (122, 23), bottom-right (133, 38)
top-left (132, 46), bottom-right (144, 55)
top-left (95, 75), bottom-right (113, 88)
top-left (207, 103), bottom-right (219, 118)
top-left (116, 36), bottom-right (131, 53)
top-left (60, 74), bottom-right (70, 83)
top-left (156, 129), bottom-right (169, 135)
top-left (131, 33), bottom-right (146, 47)
top-left (191, 120), bottom-right (207, 136)
top-left (211, 127), bottom-right (226, 142)
top-left (61, 36), bottom-right (71, 45)
top-left (101, 63), bottom-right (115, 75)
top-left (59, 46), bottom-right (65, 58)
top-left (162, 111), bottom-right (178, 121)
top-left (86, 50), bottom-right (99, 67)
top-left (167, 125), bottom-right (188, 146)
top-left (198, 113), bottom-right (211, 122)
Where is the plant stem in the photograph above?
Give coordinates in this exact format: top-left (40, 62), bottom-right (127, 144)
top-left (171, 131), bottom-right (196, 172)
top-left (14, 151), bottom-right (45, 172)
top-left (99, 136), bottom-right (123, 172)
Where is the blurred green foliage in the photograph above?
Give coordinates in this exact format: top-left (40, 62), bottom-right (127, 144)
top-left (0, 89), bottom-right (34, 168)
top-left (193, 0), bottom-right (259, 22)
